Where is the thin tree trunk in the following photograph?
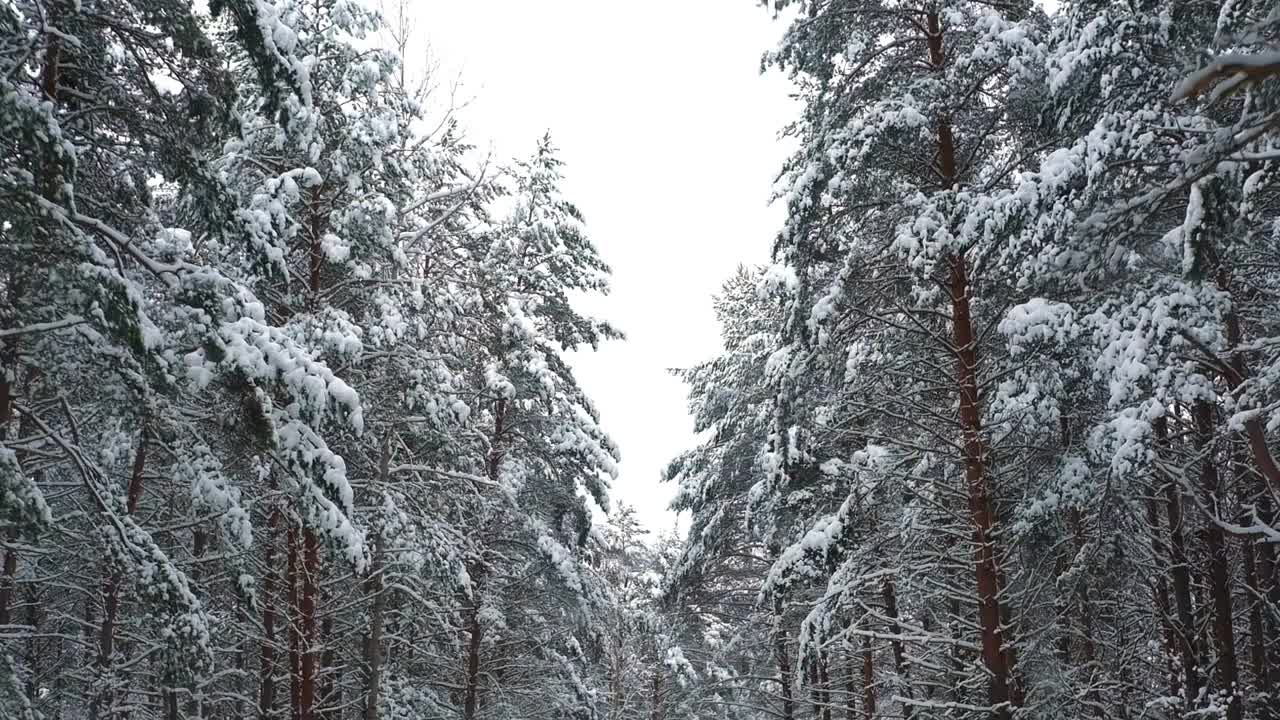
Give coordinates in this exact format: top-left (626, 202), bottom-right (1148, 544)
top-left (819, 650), bottom-right (832, 720)
top-left (880, 578), bottom-right (911, 719)
top-left (1242, 534), bottom-right (1268, 687)
top-left (363, 443), bottom-right (390, 720)
top-left (861, 635), bottom-right (874, 720)
top-left (318, 615), bottom-right (334, 720)
top-left (91, 427), bottom-right (147, 719)
top-left (462, 600), bottom-right (483, 720)
top-left (1144, 495), bottom-right (1181, 698)
top-left (261, 511), bottom-right (279, 719)
top-left (1193, 401), bottom-right (1241, 720)
top-left (650, 668), bottom-right (664, 720)
top-left (809, 655), bottom-right (821, 720)
top-left (843, 643), bottom-right (858, 720)
top-left (775, 606), bottom-right (795, 720)
top-left (288, 526), bottom-right (301, 720)
top-left (0, 359), bottom-right (15, 629)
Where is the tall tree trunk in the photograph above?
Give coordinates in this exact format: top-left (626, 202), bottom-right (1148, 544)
top-left (288, 526), bottom-right (301, 720)
top-left (880, 578), bottom-right (911, 719)
top-left (1156, 416), bottom-right (1202, 708)
top-left (861, 635), bottom-right (874, 720)
top-left (364, 443), bottom-right (390, 720)
top-left (91, 426), bottom-right (147, 719)
top-left (923, 9), bottom-right (1017, 713)
top-left (261, 511), bottom-right (279, 719)
top-left (775, 605), bottom-right (795, 720)
top-left (1193, 402), bottom-right (1241, 720)
top-left (1242, 535), bottom-right (1268, 688)
top-left (650, 668), bottom-right (664, 720)
top-left (364, 540), bottom-right (385, 720)
top-left (1255, 487), bottom-right (1280, 710)
top-left (1066, 508), bottom-right (1099, 697)
top-left (819, 650), bottom-right (832, 720)
top-left (299, 529), bottom-right (320, 720)
top-left (318, 615), bottom-right (335, 720)
top-left (0, 359), bottom-right (15, 629)
top-left (462, 599), bottom-right (483, 720)
top-left (843, 643), bottom-right (858, 720)
top-left (809, 654), bottom-right (821, 720)
top-left (1144, 495), bottom-right (1181, 698)
top-left (1215, 267), bottom-right (1280, 706)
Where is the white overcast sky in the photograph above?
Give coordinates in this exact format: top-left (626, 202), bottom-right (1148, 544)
top-left (409, 1), bottom-right (797, 533)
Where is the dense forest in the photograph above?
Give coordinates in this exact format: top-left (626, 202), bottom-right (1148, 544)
top-left (2, 0), bottom-right (1280, 719)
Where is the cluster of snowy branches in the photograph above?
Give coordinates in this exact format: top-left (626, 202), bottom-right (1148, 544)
top-left (0, 1), bottom-right (643, 719)
top-left (662, 2), bottom-right (1280, 720)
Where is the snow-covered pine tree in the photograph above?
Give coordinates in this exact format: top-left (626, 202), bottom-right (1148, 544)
top-left (753, 2), bottom-right (1050, 717)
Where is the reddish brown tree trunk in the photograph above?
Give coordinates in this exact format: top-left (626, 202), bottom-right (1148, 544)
top-left (261, 511), bottom-right (280, 719)
top-left (1193, 402), bottom-right (1241, 720)
top-left (288, 526), bottom-right (301, 720)
top-left (463, 602), bottom-right (483, 720)
top-left (923, 9), bottom-right (1017, 713)
top-left (0, 539), bottom-right (15, 629)
top-left (299, 529), bottom-right (320, 720)
top-left (1216, 268), bottom-right (1280, 496)
top-left (1215, 268), bottom-right (1280, 704)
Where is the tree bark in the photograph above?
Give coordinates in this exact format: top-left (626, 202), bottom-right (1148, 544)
top-left (91, 426), bottom-right (147, 719)
top-left (1156, 416), bottom-right (1202, 708)
top-left (299, 529), bottom-right (320, 720)
top-left (775, 605), bottom-right (795, 720)
top-left (1144, 495), bottom-right (1181, 698)
top-left (650, 668), bottom-right (664, 720)
top-left (861, 635), bottom-right (874, 720)
top-left (879, 578), bottom-right (911, 718)
top-left (462, 598), bottom-right (483, 720)
top-left (819, 650), bottom-right (832, 720)
top-left (364, 444), bottom-right (390, 720)
top-left (1193, 402), bottom-right (1241, 720)
top-left (923, 9), bottom-right (1018, 713)
top-left (1214, 267), bottom-right (1280, 704)
top-left (260, 511), bottom-right (279, 719)
top-left (288, 526), bottom-right (301, 720)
